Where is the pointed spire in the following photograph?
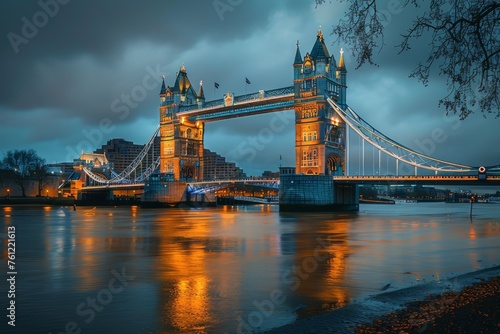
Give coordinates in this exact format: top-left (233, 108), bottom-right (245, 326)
top-left (172, 64), bottom-right (191, 94)
top-left (310, 26), bottom-right (329, 60)
top-left (338, 48), bottom-right (346, 72)
top-left (159, 74), bottom-right (166, 95)
top-left (197, 80), bottom-right (205, 101)
top-left (294, 40), bottom-right (302, 65)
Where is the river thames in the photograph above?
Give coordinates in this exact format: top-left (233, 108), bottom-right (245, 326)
top-left (1, 203), bottom-right (499, 333)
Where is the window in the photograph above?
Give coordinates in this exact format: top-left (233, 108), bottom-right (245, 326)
top-left (302, 149), bottom-right (319, 167)
top-left (302, 131), bottom-right (318, 142)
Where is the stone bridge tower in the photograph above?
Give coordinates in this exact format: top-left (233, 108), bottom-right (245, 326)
top-left (293, 27), bottom-right (347, 176)
top-left (159, 65), bottom-right (205, 181)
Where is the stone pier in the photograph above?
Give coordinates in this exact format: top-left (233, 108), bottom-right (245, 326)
top-left (279, 174), bottom-right (358, 212)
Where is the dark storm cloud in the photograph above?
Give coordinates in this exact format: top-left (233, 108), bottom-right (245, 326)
top-left (1, 0), bottom-right (306, 108)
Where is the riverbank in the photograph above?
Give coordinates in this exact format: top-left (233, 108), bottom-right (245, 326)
top-left (355, 275), bottom-right (500, 333)
top-left (0, 197), bottom-right (75, 206)
top-left (0, 197), bottom-right (143, 206)
top-left (264, 265), bottom-right (500, 334)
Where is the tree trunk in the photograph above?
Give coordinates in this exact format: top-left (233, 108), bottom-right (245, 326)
top-left (38, 181), bottom-right (44, 197)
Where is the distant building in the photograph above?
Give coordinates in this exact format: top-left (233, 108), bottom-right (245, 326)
top-left (203, 149), bottom-right (246, 180)
top-left (75, 152), bottom-right (110, 168)
top-left (262, 170), bottom-right (279, 179)
top-left (94, 137), bottom-right (160, 173)
top-left (47, 162), bottom-right (74, 174)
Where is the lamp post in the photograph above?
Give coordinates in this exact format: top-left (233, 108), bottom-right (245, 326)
top-left (7, 189), bottom-right (10, 198)
top-left (470, 195), bottom-right (475, 219)
top-left (46, 189), bottom-right (49, 198)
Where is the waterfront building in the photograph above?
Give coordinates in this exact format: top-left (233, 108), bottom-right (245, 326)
top-left (203, 149), bottom-right (246, 180)
top-left (95, 137), bottom-right (160, 173)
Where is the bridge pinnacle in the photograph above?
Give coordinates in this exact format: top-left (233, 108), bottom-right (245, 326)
top-left (197, 80), bottom-right (205, 101)
top-left (338, 48), bottom-right (346, 72)
top-left (294, 40), bottom-right (303, 64)
top-left (160, 75), bottom-right (166, 95)
top-left (317, 25), bottom-right (324, 40)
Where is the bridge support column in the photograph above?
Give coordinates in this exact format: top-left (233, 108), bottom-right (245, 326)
top-left (332, 183), bottom-right (359, 211)
top-left (279, 174), bottom-right (358, 212)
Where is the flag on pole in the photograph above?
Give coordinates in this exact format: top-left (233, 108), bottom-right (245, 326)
top-left (245, 77), bottom-right (251, 84)
top-left (214, 82), bottom-right (220, 89)
top-left (280, 155), bottom-right (282, 160)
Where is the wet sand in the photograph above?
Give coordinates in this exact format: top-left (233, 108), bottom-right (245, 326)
top-left (264, 265), bottom-right (500, 334)
top-left (356, 276), bottom-right (500, 333)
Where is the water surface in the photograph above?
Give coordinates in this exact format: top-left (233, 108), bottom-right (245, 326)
top-left (1, 203), bottom-right (499, 333)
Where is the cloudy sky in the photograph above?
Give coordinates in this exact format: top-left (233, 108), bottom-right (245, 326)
top-left (0, 0), bottom-right (498, 176)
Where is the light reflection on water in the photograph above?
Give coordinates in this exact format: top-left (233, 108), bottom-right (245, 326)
top-left (0, 203), bottom-right (499, 334)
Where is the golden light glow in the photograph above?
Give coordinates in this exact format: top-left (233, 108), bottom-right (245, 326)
top-left (3, 206), bottom-right (12, 218)
top-left (169, 276), bottom-right (212, 331)
top-left (292, 220), bottom-right (350, 303)
top-left (469, 225), bottom-right (476, 239)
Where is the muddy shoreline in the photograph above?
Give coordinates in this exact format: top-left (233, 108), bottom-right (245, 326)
top-left (263, 265), bottom-right (500, 333)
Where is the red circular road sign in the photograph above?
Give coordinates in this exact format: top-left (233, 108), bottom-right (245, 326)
top-left (479, 166), bottom-right (486, 173)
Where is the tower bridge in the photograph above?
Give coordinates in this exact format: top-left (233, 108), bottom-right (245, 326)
top-left (68, 27), bottom-right (499, 210)
top-left (158, 27), bottom-right (347, 181)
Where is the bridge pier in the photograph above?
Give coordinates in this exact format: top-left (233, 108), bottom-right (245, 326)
top-left (279, 174), bottom-right (358, 212)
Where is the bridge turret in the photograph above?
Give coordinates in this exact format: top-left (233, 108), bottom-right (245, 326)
top-left (293, 40), bottom-right (303, 97)
top-left (197, 80), bottom-right (205, 107)
top-left (310, 26), bottom-right (329, 79)
top-left (336, 48), bottom-right (347, 109)
top-left (159, 64), bottom-right (204, 181)
top-left (171, 64), bottom-right (197, 105)
top-left (159, 75), bottom-right (167, 98)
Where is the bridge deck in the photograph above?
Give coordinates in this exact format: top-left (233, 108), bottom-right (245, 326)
top-left (80, 175), bottom-right (500, 191)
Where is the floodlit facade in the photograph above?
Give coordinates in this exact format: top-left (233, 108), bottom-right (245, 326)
top-left (293, 27), bottom-right (347, 175)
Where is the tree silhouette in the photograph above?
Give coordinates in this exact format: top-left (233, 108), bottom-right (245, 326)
top-left (1, 149), bottom-right (46, 197)
top-left (33, 155), bottom-right (49, 196)
top-left (316, 0), bottom-right (499, 119)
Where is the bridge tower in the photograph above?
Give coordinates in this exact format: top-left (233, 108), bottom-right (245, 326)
top-left (159, 65), bottom-right (204, 181)
top-left (293, 27), bottom-right (347, 176)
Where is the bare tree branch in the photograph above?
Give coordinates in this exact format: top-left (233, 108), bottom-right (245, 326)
top-left (317, 0), bottom-right (499, 119)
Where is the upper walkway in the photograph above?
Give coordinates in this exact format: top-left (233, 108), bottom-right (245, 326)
top-left (177, 87), bottom-right (294, 122)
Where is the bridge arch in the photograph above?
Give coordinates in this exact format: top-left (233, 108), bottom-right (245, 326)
top-left (327, 154), bottom-right (343, 176)
top-left (181, 164), bottom-right (196, 181)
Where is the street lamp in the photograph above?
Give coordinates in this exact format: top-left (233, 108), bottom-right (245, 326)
top-left (46, 189), bottom-right (49, 198)
top-left (7, 189), bottom-right (10, 198)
